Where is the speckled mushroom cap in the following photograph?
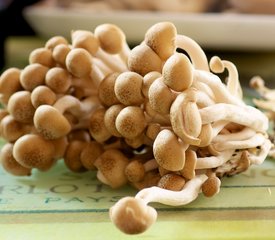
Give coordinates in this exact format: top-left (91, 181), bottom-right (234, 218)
top-left (33, 105), bottom-right (71, 139)
top-left (13, 134), bottom-right (55, 170)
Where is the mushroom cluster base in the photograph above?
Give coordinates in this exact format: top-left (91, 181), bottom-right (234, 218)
top-left (0, 22), bottom-right (271, 235)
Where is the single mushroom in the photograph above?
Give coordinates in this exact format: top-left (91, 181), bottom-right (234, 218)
top-left (45, 36), bottom-right (68, 50)
top-left (13, 134), bottom-right (56, 171)
top-left (29, 47), bottom-right (55, 68)
top-left (153, 129), bottom-right (188, 171)
top-left (110, 174), bottom-right (207, 234)
top-left (94, 149), bottom-right (129, 188)
top-left (31, 85), bottom-right (57, 108)
top-left (0, 67), bottom-right (22, 105)
top-left (0, 143), bottom-right (32, 176)
top-left (114, 71), bottom-right (144, 106)
top-left (157, 173), bottom-right (186, 191)
top-left (20, 63), bottom-right (49, 91)
top-left (80, 141), bottom-right (104, 170)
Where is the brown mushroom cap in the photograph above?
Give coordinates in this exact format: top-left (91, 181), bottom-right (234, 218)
top-left (7, 91), bottom-right (35, 124)
top-left (144, 22), bottom-right (177, 60)
top-left (0, 115), bottom-right (30, 142)
top-left (128, 43), bottom-right (162, 76)
top-left (29, 47), bottom-right (55, 68)
top-left (45, 67), bottom-right (72, 94)
top-left (114, 71), bottom-right (144, 106)
top-left (80, 141), bottom-right (104, 170)
top-left (13, 134), bottom-right (55, 170)
top-left (98, 72), bottom-right (120, 107)
top-left (65, 48), bottom-right (92, 78)
top-left (71, 30), bottom-right (99, 55)
top-left (202, 175), bottom-right (221, 197)
top-left (31, 85), bottom-right (57, 108)
top-left (20, 63), bottom-right (48, 91)
top-left (125, 160), bottom-right (145, 183)
top-left (33, 105), bottom-right (71, 139)
top-left (64, 140), bottom-right (87, 172)
top-left (52, 44), bottom-right (71, 66)
top-left (0, 67), bottom-right (22, 105)
top-left (109, 196), bottom-right (157, 234)
top-left (148, 77), bottom-right (177, 115)
top-left (45, 36), bottom-right (68, 50)
top-left (115, 106), bottom-right (147, 139)
top-left (0, 143), bottom-right (31, 176)
top-left (157, 173), bottom-right (186, 191)
top-left (162, 53), bottom-right (193, 92)
top-left (104, 104), bottom-right (124, 137)
top-left (142, 71), bottom-right (162, 98)
top-left (94, 149), bottom-right (129, 188)
top-left (94, 23), bottom-right (125, 54)
top-left (153, 129), bottom-right (187, 171)
top-left (89, 108), bottom-right (112, 143)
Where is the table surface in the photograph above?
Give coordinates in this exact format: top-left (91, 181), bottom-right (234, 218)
top-left (1, 37), bottom-right (275, 239)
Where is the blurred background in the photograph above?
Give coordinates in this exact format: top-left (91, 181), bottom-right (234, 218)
top-left (2, 0), bottom-right (275, 87)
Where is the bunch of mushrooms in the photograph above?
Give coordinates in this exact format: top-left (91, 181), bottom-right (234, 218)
top-left (0, 22), bottom-right (271, 234)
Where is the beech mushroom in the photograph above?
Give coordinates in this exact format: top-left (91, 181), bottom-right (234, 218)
top-left (94, 149), bottom-right (129, 188)
top-left (29, 47), bottom-right (55, 68)
top-left (20, 63), bottom-right (48, 91)
top-left (13, 134), bottom-right (56, 170)
top-left (110, 174), bottom-right (207, 234)
top-left (0, 67), bottom-right (22, 105)
top-left (0, 143), bottom-right (31, 176)
top-left (153, 129), bottom-right (188, 171)
top-left (31, 85), bottom-right (57, 108)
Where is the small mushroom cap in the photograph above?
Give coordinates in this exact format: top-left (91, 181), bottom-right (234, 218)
top-left (45, 67), bottom-right (72, 94)
top-left (125, 160), bottom-right (145, 183)
top-left (202, 175), bottom-right (221, 197)
top-left (20, 63), bottom-right (48, 91)
top-left (115, 106), bottom-right (147, 139)
top-left (128, 43), bottom-right (162, 76)
top-left (104, 104), bottom-right (124, 137)
top-left (94, 149), bottom-right (129, 188)
top-left (0, 143), bottom-right (31, 176)
top-left (65, 48), bottom-right (92, 78)
top-left (142, 71), bottom-right (162, 98)
top-left (64, 140), bottom-right (87, 172)
top-left (157, 173), bottom-right (186, 191)
top-left (31, 85), bottom-right (57, 108)
top-left (209, 56), bottom-right (224, 73)
top-left (45, 36), bottom-right (68, 50)
top-left (52, 44), bottom-right (71, 66)
top-left (94, 23), bottom-right (125, 54)
top-left (144, 22), bottom-right (177, 60)
top-left (162, 53), bottom-right (193, 92)
top-left (0, 115), bottom-right (29, 142)
top-left (89, 108), bottom-right (112, 143)
top-left (109, 196), bottom-right (157, 234)
top-left (7, 91), bottom-right (35, 124)
top-left (114, 71), bottom-right (144, 106)
top-left (153, 129), bottom-right (187, 171)
top-left (13, 134), bottom-right (55, 170)
top-left (148, 77), bottom-right (176, 115)
top-left (0, 67), bottom-right (22, 105)
top-left (34, 105), bottom-right (71, 139)
top-left (29, 47), bottom-right (55, 68)
top-left (80, 141), bottom-right (104, 170)
top-left (71, 30), bottom-right (99, 55)
top-left (98, 72), bottom-right (120, 107)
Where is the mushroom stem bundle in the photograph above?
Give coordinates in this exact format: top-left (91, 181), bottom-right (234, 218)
top-left (0, 21), bottom-right (272, 235)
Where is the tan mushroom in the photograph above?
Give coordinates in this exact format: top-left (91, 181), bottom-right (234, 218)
top-left (0, 67), bottom-right (22, 105)
top-left (13, 134), bottom-right (56, 171)
top-left (29, 47), bottom-right (55, 68)
top-left (153, 129), bottom-right (188, 171)
top-left (45, 36), bottom-right (68, 50)
top-left (0, 143), bottom-right (31, 176)
top-left (157, 173), bottom-right (186, 191)
top-left (31, 86), bottom-right (57, 108)
top-left (94, 149), bottom-right (129, 188)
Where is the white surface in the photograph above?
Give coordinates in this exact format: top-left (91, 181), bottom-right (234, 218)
top-left (23, 6), bottom-right (275, 51)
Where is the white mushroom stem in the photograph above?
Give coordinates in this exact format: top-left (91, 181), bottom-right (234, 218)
top-left (213, 127), bottom-right (256, 142)
top-left (191, 80), bottom-right (216, 103)
top-left (95, 48), bottom-right (128, 72)
top-left (196, 149), bottom-right (235, 169)
top-left (199, 103), bottom-right (269, 133)
top-left (53, 95), bottom-right (99, 117)
top-left (193, 70), bottom-right (245, 106)
top-left (250, 76), bottom-right (275, 100)
top-left (210, 56), bottom-right (243, 99)
top-left (211, 120), bottom-right (230, 138)
top-left (212, 133), bottom-right (266, 152)
top-left (135, 174), bottom-right (208, 205)
top-left (176, 35), bottom-right (209, 71)
top-left (249, 139), bottom-right (272, 165)
top-left (253, 98), bottom-right (275, 112)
